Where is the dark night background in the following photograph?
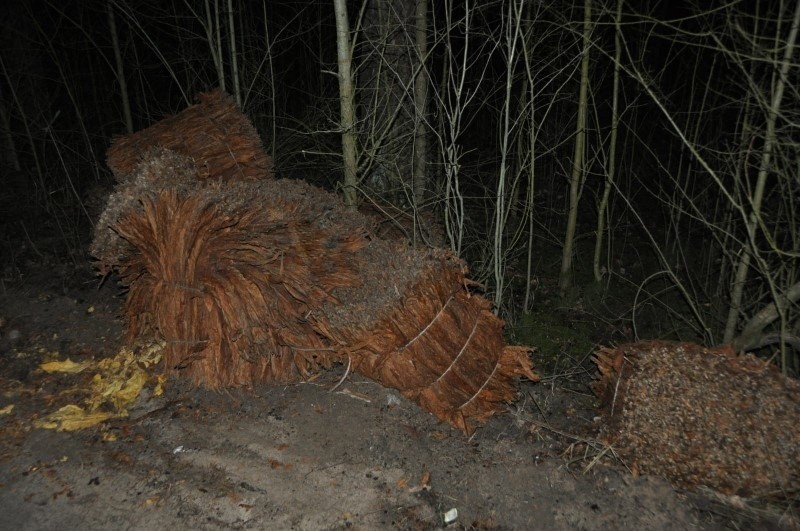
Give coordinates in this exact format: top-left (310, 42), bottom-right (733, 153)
top-left (1, 0), bottom-right (798, 373)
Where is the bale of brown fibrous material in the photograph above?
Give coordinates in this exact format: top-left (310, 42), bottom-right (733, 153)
top-left (106, 90), bottom-right (272, 182)
top-left (94, 149), bottom-right (370, 385)
top-left (93, 149), bottom-right (536, 430)
top-left (593, 341), bottom-right (800, 497)
top-left (91, 148), bottom-right (201, 275)
top-left (92, 93), bottom-right (537, 433)
top-left (312, 244), bottom-right (538, 435)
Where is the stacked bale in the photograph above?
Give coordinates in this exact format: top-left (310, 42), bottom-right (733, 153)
top-left (313, 245), bottom-right (537, 434)
top-left (91, 90), bottom-right (537, 434)
top-left (106, 90), bottom-right (272, 181)
top-left (93, 149), bottom-right (369, 385)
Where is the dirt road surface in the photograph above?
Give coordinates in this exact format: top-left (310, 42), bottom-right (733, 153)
top-left (0, 268), bottom-right (784, 530)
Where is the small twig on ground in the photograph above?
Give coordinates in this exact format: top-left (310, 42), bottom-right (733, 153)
top-left (329, 356), bottom-right (351, 392)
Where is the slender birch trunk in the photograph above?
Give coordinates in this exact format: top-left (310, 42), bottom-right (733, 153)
top-left (205, 0), bottom-right (226, 91)
top-left (333, 0), bottom-right (359, 209)
top-left (412, 0), bottom-right (429, 206)
top-left (262, 1), bottom-right (277, 161)
top-left (559, 0), bottom-right (592, 298)
top-left (108, 0), bottom-right (133, 134)
top-left (215, 0), bottom-right (225, 92)
top-left (592, 0), bottom-right (621, 283)
top-left (521, 4), bottom-right (536, 313)
top-left (227, 0), bottom-right (241, 106)
top-left (723, 0), bottom-right (800, 346)
top-left (494, 0), bottom-right (524, 310)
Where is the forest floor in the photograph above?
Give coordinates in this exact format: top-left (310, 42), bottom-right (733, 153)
top-left (0, 262), bottom-right (793, 530)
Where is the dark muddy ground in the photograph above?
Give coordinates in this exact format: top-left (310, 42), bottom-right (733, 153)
top-left (0, 264), bottom-right (793, 530)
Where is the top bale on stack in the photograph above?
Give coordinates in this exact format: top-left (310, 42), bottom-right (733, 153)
top-left (107, 90), bottom-right (272, 182)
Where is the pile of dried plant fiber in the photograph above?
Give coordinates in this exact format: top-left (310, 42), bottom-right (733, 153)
top-left (593, 341), bottom-right (800, 497)
top-left (107, 90), bottom-right (272, 182)
top-left (91, 91), bottom-right (537, 434)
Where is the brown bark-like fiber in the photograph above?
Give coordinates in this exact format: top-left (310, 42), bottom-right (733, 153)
top-left (106, 90), bottom-right (272, 182)
top-left (593, 341), bottom-right (800, 497)
top-left (91, 148), bottom-right (201, 275)
top-left (92, 91), bottom-right (537, 434)
top-left (95, 150), bottom-right (370, 386)
top-left (114, 185), bottom-right (365, 386)
top-left (314, 250), bottom-right (538, 435)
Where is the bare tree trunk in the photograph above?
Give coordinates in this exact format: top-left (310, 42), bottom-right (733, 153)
top-left (723, 0), bottom-right (800, 347)
top-left (227, 0), bottom-right (241, 106)
top-left (521, 6), bottom-right (536, 313)
top-left (592, 0), bottom-right (621, 283)
top-left (215, 0), bottom-right (225, 92)
top-left (559, 0), bottom-right (592, 298)
top-left (108, 0), bottom-right (133, 134)
top-left (261, 1), bottom-right (276, 161)
top-left (333, 0), bottom-right (359, 209)
top-left (493, 0), bottom-right (525, 310)
top-left (204, 0), bottom-right (226, 91)
top-left (412, 0), bottom-right (429, 205)
top-left (437, 0), bottom-right (477, 256)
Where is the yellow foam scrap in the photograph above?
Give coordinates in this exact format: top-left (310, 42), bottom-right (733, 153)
top-left (34, 341), bottom-right (166, 431)
top-left (34, 404), bottom-right (114, 431)
top-left (99, 370), bottom-right (148, 412)
top-left (87, 342), bottom-right (164, 413)
top-left (153, 374), bottom-right (167, 397)
top-left (39, 358), bottom-right (92, 374)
